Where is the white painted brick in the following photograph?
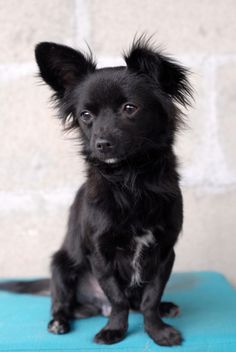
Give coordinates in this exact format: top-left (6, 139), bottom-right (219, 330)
top-left (177, 56), bottom-right (236, 189)
top-left (89, 0), bottom-right (236, 56)
top-left (0, 202), bottom-right (69, 277)
top-left (175, 186), bottom-right (236, 286)
top-left (74, 0), bottom-right (91, 50)
top-left (0, 0), bottom-right (75, 63)
top-left (0, 0), bottom-right (235, 283)
top-left (0, 74), bottom-right (85, 191)
top-left (175, 57), bottom-right (212, 186)
top-left (216, 63), bottom-right (236, 176)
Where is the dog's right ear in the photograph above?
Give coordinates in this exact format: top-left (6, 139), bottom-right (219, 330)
top-left (124, 37), bottom-right (193, 107)
top-left (35, 42), bottom-right (96, 96)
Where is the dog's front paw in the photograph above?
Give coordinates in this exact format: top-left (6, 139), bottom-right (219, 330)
top-left (48, 319), bottom-right (70, 334)
top-left (94, 328), bottom-right (126, 344)
top-left (147, 324), bottom-right (183, 346)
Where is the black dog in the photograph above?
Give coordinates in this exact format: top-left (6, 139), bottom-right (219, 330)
top-left (0, 37), bottom-right (192, 346)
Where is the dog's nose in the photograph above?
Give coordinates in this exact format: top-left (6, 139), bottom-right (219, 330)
top-left (96, 139), bottom-right (113, 153)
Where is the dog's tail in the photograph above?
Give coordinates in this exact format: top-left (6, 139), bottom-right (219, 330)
top-left (0, 279), bottom-right (50, 295)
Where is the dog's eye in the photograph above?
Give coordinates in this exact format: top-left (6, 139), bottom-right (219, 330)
top-left (80, 110), bottom-right (94, 124)
top-left (123, 103), bottom-right (138, 116)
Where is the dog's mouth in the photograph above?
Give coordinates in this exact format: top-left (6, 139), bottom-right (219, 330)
top-left (89, 153), bottom-right (123, 166)
top-left (104, 158), bottom-right (120, 164)
top-left (92, 152), bottom-right (123, 165)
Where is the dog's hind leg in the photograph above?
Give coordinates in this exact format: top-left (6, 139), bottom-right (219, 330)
top-left (47, 249), bottom-right (79, 334)
top-left (75, 271), bottom-right (112, 318)
top-left (73, 303), bottom-right (101, 318)
top-left (159, 302), bottom-right (180, 318)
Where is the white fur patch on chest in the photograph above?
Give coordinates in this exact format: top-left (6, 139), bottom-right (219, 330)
top-left (130, 230), bottom-right (155, 287)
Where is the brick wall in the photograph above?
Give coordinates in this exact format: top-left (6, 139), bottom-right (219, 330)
top-left (0, 0), bottom-right (235, 284)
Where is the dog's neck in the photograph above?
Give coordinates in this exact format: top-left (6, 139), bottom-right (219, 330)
top-left (86, 147), bottom-right (179, 199)
top-left (88, 146), bottom-right (174, 173)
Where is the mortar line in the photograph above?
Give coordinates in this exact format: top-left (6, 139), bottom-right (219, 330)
top-left (1, 53), bottom-right (236, 81)
top-left (74, 0), bottom-right (91, 50)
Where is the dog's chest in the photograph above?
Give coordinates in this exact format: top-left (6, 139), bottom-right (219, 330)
top-left (114, 230), bottom-right (156, 286)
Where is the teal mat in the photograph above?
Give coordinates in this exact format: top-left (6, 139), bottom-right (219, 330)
top-left (0, 272), bottom-right (236, 351)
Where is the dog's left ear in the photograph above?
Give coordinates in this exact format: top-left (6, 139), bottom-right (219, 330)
top-left (124, 39), bottom-right (193, 106)
top-left (35, 42), bottom-right (96, 97)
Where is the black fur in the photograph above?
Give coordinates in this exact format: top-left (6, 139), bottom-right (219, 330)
top-left (0, 37), bottom-right (192, 346)
top-left (0, 279), bottom-right (50, 295)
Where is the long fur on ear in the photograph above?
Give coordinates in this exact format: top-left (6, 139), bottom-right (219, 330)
top-left (124, 36), bottom-right (193, 107)
top-left (35, 42), bottom-right (96, 97)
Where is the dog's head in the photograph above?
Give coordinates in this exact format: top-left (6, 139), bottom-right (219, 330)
top-left (35, 38), bottom-right (192, 165)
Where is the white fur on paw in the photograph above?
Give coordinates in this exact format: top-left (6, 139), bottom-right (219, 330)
top-left (102, 304), bottom-right (112, 316)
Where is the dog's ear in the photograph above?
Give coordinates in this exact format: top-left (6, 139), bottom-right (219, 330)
top-left (35, 42), bottom-right (96, 96)
top-left (124, 38), bottom-right (192, 106)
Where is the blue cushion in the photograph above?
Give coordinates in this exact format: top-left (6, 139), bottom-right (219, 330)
top-left (0, 272), bottom-right (236, 351)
